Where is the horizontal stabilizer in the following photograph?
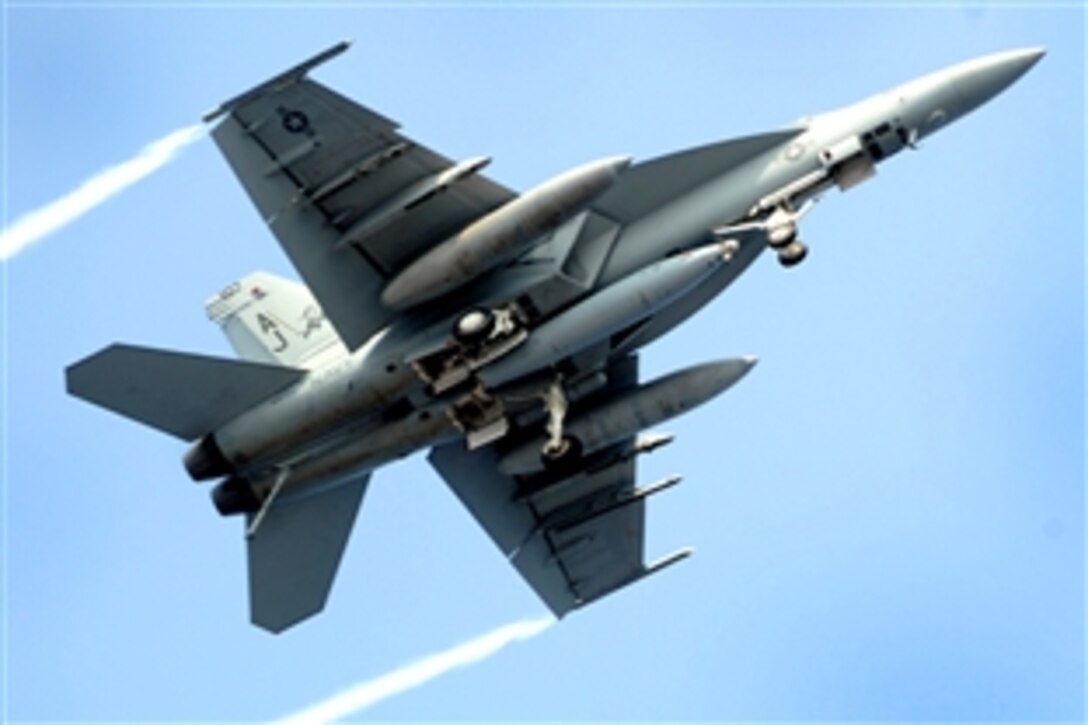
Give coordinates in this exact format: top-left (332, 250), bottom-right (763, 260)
top-left (248, 474), bottom-right (369, 633)
top-left (66, 343), bottom-right (305, 440)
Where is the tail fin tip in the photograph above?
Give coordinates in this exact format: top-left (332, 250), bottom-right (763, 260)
top-left (205, 271), bottom-right (347, 369)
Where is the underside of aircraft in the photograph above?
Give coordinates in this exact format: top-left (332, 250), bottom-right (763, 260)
top-left (67, 41), bottom-right (1044, 632)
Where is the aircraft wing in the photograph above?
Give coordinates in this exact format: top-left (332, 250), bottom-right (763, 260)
top-left (205, 42), bottom-right (516, 350)
top-left (429, 355), bottom-right (690, 616)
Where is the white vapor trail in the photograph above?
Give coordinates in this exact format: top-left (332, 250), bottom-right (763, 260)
top-left (277, 615), bottom-right (554, 724)
top-left (0, 123), bottom-right (206, 261)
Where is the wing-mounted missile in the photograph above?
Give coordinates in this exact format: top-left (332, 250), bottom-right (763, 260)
top-left (513, 432), bottom-right (676, 510)
top-left (497, 358), bottom-right (757, 476)
top-left (571, 547), bottom-right (693, 610)
top-left (547, 474), bottom-right (683, 532)
top-left (201, 40), bottom-right (352, 123)
top-left (631, 431), bottom-right (675, 458)
top-left (381, 155), bottom-right (632, 310)
top-left (301, 141), bottom-right (412, 206)
top-left (337, 156), bottom-right (491, 248)
top-left (523, 469), bottom-right (694, 606)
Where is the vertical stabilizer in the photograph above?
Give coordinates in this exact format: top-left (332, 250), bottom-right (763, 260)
top-left (205, 271), bottom-right (347, 369)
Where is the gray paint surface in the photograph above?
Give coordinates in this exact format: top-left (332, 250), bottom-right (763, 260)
top-left (65, 45), bottom-right (1045, 633)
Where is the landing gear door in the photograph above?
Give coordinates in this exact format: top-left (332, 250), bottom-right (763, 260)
top-left (819, 135), bottom-right (876, 192)
top-left (861, 121), bottom-right (911, 161)
top-left (819, 135), bottom-right (864, 167)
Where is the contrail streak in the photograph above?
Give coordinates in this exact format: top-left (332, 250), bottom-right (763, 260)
top-left (277, 615), bottom-right (554, 724)
top-left (0, 123), bottom-right (206, 261)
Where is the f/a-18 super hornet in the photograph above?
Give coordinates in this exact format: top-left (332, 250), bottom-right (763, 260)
top-left (67, 42), bottom-right (1044, 633)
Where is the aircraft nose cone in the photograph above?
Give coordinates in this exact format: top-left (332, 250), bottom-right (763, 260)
top-left (953, 47), bottom-right (1046, 115)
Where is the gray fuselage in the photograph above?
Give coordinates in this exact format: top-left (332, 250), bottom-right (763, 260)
top-left (201, 48), bottom-right (1044, 505)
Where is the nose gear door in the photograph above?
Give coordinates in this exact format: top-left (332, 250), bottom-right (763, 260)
top-left (861, 120), bottom-right (911, 161)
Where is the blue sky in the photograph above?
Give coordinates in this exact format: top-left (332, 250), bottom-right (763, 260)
top-left (3, 3), bottom-right (1084, 721)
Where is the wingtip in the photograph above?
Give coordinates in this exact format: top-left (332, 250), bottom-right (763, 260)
top-left (201, 106), bottom-right (225, 124)
top-left (200, 40), bottom-right (353, 125)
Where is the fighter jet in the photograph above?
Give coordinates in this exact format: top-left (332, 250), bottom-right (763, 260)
top-left (66, 42), bottom-right (1044, 633)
